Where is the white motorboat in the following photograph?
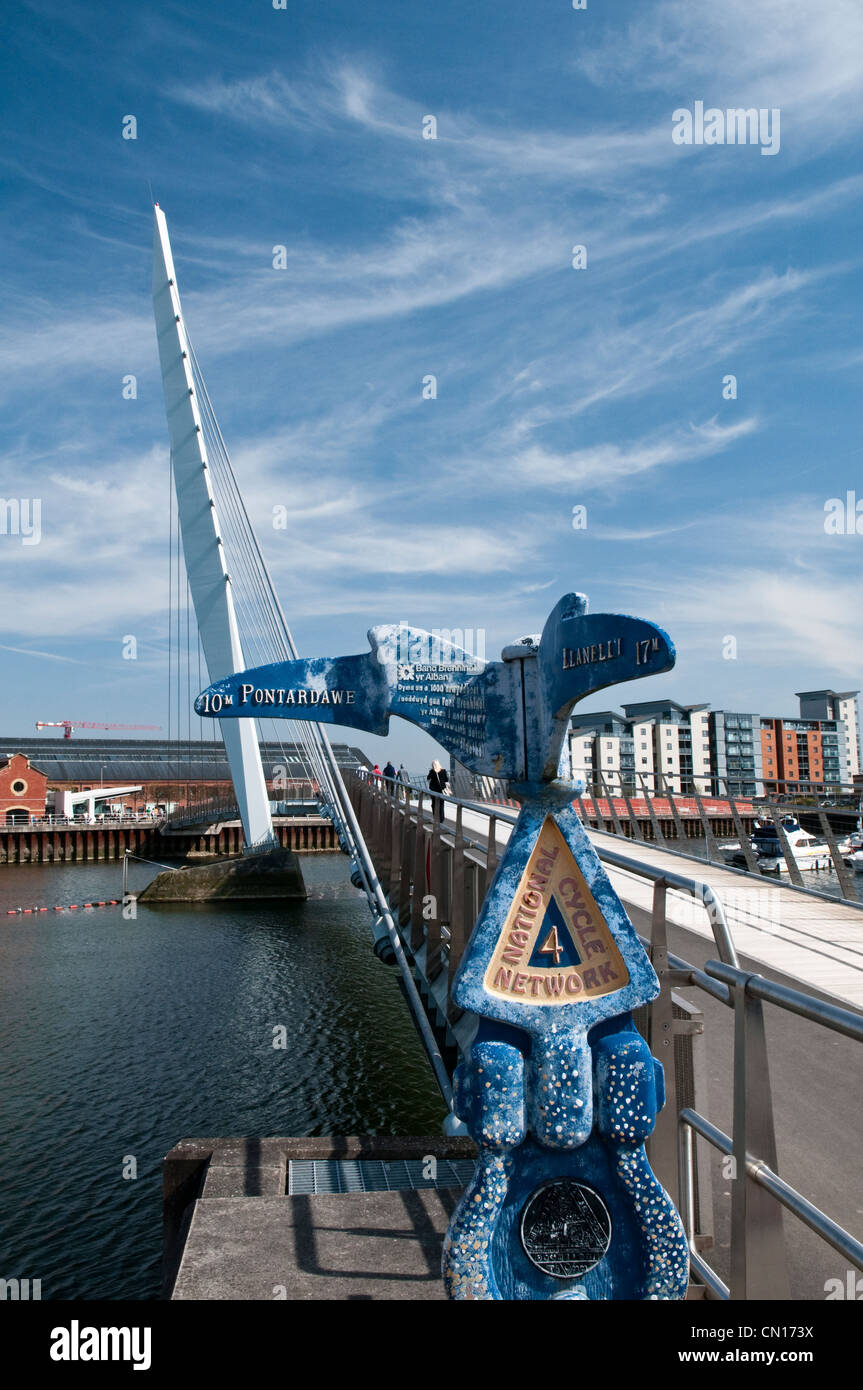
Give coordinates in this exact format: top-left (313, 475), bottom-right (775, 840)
top-left (838, 829), bottom-right (863, 859)
top-left (746, 818), bottom-right (834, 874)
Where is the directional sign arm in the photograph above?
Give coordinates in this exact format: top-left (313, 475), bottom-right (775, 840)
top-left (195, 623), bottom-right (523, 776)
top-left (537, 596), bottom-right (676, 780)
top-left (195, 599), bottom-right (675, 784)
top-left (196, 652), bottom-right (392, 736)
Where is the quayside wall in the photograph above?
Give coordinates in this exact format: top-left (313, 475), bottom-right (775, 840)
top-left (0, 817), bottom-right (337, 864)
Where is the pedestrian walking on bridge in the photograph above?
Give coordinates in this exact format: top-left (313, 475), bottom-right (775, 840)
top-left (427, 760), bottom-right (449, 822)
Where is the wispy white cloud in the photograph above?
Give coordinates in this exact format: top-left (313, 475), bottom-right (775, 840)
top-left (169, 62), bottom-right (672, 182)
top-left (267, 524), bottom-right (525, 577)
top-left (656, 568), bottom-right (863, 678)
top-left (590, 521), bottom-right (701, 542)
top-left (574, 0), bottom-right (863, 124)
top-left (505, 416), bottom-right (759, 490)
top-left (0, 642), bottom-right (84, 664)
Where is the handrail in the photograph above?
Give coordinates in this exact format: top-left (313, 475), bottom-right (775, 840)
top-left (2, 815), bottom-right (164, 829)
top-left (353, 770), bottom-right (862, 1300)
top-left (590, 847), bottom-right (739, 968)
top-left (591, 813), bottom-right (863, 911)
top-left (342, 780), bottom-right (456, 1112)
top-left (707, 960), bottom-right (863, 1040)
top-left (680, 1106), bottom-right (863, 1277)
top-left (374, 771), bottom-right (863, 914)
top-left (673, 960), bottom-right (863, 1298)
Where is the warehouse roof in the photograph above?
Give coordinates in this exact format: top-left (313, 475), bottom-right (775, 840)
top-left (0, 738), bottom-right (370, 783)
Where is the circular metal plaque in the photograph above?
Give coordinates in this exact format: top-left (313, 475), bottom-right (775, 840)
top-left (520, 1179), bottom-right (612, 1279)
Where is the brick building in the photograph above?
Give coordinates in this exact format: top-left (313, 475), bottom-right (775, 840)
top-left (760, 717), bottom-right (845, 793)
top-left (0, 737), bottom-right (369, 818)
top-left (0, 753), bottom-right (48, 823)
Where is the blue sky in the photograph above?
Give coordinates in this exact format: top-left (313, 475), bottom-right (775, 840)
top-left (1, 0), bottom-right (861, 771)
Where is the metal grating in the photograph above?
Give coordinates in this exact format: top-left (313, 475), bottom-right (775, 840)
top-left (287, 1158), bottom-right (476, 1195)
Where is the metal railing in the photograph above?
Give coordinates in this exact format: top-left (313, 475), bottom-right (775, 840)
top-left (675, 961), bottom-right (863, 1299)
top-left (162, 801), bottom-right (242, 830)
top-left (162, 781), bottom-right (321, 831)
top-left (2, 813), bottom-right (165, 829)
top-left (352, 770), bottom-right (863, 1300)
top-left (564, 772), bottom-right (863, 904)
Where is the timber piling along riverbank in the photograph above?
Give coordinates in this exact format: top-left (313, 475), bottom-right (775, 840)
top-left (0, 816), bottom-right (338, 864)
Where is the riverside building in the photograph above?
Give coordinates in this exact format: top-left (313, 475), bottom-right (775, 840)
top-left (569, 690), bottom-right (860, 799)
top-left (796, 690), bottom-right (861, 781)
top-left (0, 736), bottom-right (369, 817)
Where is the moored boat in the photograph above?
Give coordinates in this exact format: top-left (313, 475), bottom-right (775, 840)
top-left (727, 817), bottom-right (833, 873)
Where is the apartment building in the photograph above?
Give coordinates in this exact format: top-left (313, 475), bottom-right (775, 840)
top-left (568, 711), bottom-right (633, 794)
top-left (708, 712), bottom-right (763, 797)
top-left (761, 716), bottom-right (846, 793)
top-left (623, 701), bottom-right (712, 795)
top-left (569, 690), bottom-right (859, 799)
top-left (796, 690), bottom-right (860, 781)
top-left (570, 702), bottom-right (711, 795)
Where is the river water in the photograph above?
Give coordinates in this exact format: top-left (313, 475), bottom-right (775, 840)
top-left (0, 853), bottom-right (446, 1300)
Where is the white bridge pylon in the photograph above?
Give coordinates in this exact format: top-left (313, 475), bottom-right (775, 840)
top-left (152, 205), bottom-right (275, 850)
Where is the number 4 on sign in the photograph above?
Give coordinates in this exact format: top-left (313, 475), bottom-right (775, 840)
top-left (538, 926), bottom-right (563, 965)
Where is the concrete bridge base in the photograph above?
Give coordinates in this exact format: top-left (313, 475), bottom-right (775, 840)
top-left (164, 1136), bottom-right (476, 1300)
top-left (163, 1135), bottom-right (708, 1300)
top-left (138, 847), bottom-right (307, 902)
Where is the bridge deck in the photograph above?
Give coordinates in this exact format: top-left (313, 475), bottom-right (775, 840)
top-left (454, 804), bottom-right (863, 1011)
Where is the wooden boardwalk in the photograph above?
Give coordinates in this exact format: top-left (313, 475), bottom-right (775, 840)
top-left (455, 804), bottom-right (863, 1011)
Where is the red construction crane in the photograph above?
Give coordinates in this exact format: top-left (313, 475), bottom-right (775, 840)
top-left (35, 721), bottom-right (163, 740)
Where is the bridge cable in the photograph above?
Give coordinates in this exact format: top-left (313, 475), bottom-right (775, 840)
top-left (187, 341), bottom-right (328, 804)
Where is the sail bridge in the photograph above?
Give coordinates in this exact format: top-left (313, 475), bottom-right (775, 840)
top-left (150, 201), bottom-right (455, 1107)
top-left (151, 205), bottom-right (358, 854)
top-left (151, 206), bottom-right (275, 849)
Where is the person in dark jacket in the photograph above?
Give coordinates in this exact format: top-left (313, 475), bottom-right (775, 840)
top-left (383, 760), bottom-right (396, 783)
top-left (427, 760), bottom-right (449, 821)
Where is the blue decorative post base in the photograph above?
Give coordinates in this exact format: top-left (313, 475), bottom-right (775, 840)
top-left (442, 785), bottom-right (689, 1301)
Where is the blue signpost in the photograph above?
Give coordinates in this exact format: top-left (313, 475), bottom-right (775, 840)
top-left (196, 592), bottom-right (690, 1300)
